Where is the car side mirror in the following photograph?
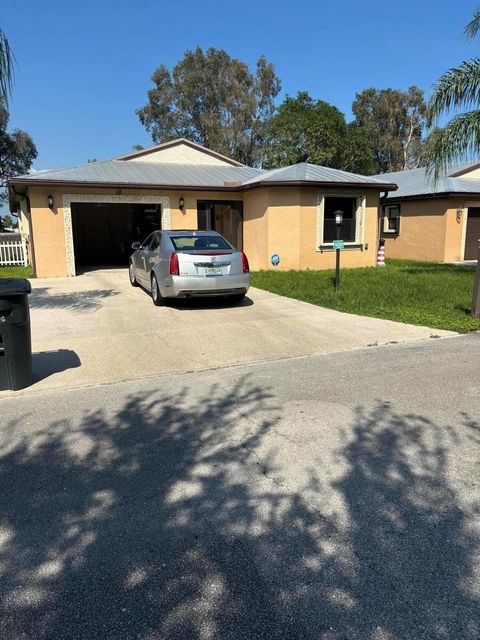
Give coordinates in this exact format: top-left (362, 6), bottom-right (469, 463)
top-left (131, 242), bottom-right (141, 250)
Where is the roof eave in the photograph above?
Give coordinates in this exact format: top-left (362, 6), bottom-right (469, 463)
top-left (8, 177), bottom-right (398, 192)
top-left (381, 191), bottom-right (479, 201)
top-left (7, 177), bottom-right (243, 192)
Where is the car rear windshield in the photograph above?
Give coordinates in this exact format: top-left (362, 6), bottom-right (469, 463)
top-left (170, 235), bottom-right (231, 251)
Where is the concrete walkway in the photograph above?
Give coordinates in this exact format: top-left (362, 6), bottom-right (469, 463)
top-left (2, 268), bottom-right (454, 396)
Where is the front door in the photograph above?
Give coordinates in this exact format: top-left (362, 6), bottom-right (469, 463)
top-left (197, 201), bottom-right (243, 249)
top-left (465, 208), bottom-right (480, 260)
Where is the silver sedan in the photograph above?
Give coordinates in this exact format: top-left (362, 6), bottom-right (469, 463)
top-left (129, 230), bottom-right (250, 306)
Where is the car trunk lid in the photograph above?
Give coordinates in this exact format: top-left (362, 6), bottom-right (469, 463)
top-left (176, 250), bottom-right (243, 277)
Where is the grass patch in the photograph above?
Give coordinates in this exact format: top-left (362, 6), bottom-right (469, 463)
top-left (251, 259), bottom-right (480, 333)
top-left (0, 265), bottom-right (34, 279)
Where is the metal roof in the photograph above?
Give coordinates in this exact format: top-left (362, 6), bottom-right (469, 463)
top-left (375, 163), bottom-right (480, 199)
top-left (12, 160), bottom-right (261, 187)
top-left (9, 146), bottom-right (396, 191)
top-left (242, 162), bottom-right (393, 187)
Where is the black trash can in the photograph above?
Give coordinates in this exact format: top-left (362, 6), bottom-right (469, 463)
top-left (0, 278), bottom-right (32, 391)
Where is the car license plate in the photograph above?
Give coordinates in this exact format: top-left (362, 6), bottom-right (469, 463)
top-left (205, 267), bottom-right (222, 276)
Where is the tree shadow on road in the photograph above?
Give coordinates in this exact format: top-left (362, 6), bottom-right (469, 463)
top-left (30, 288), bottom-right (118, 312)
top-left (0, 384), bottom-right (478, 639)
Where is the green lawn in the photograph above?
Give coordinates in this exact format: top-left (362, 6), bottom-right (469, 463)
top-left (251, 260), bottom-right (480, 333)
top-left (0, 266), bottom-right (34, 279)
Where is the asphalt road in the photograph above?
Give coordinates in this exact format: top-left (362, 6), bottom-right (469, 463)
top-left (0, 334), bottom-right (479, 639)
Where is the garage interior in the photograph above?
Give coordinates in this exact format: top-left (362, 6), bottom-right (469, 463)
top-left (71, 203), bottom-right (161, 269)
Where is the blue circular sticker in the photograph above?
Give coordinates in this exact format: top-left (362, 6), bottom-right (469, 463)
top-left (271, 253), bottom-right (280, 266)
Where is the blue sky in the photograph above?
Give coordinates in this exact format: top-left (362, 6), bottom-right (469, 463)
top-left (2, 0), bottom-right (479, 173)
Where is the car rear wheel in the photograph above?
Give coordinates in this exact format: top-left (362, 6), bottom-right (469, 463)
top-left (129, 262), bottom-right (138, 287)
top-left (151, 274), bottom-right (164, 306)
top-left (230, 293), bottom-right (246, 304)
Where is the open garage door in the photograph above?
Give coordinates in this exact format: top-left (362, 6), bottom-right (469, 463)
top-left (71, 202), bottom-right (161, 269)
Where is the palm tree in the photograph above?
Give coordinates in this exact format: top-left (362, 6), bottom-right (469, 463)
top-left (426, 9), bottom-right (480, 177)
top-left (0, 28), bottom-right (14, 104)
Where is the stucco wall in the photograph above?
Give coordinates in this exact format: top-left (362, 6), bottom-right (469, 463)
top-left (27, 184), bottom-right (383, 277)
top-left (128, 143), bottom-right (232, 166)
top-left (243, 189), bottom-right (269, 270)
top-left (28, 188), bottom-right (69, 278)
top-left (382, 197), bottom-right (465, 262)
top-left (243, 186), bottom-right (379, 270)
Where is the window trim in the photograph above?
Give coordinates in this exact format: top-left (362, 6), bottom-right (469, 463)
top-left (383, 204), bottom-right (401, 235)
top-left (316, 191), bottom-right (366, 251)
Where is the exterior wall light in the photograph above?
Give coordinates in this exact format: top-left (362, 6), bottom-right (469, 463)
top-left (179, 195), bottom-right (185, 211)
top-left (47, 194), bottom-right (54, 211)
top-left (456, 208), bottom-right (464, 223)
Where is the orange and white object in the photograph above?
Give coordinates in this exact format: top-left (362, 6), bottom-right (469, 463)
top-left (377, 239), bottom-right (386, 267)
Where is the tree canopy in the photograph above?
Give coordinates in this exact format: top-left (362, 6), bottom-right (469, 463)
top-left (351, 86), bottom-right (426, 173)
top-left (262, 92), bottom-right (375, 175)
top-left (425, 9), bottom-right (480, 177)
top-left (137, 47), bottom-right (281, 166)
top-left (0, 102), bottom-right (37, 205)
top-left (0, 213), bottom-right (15, 230)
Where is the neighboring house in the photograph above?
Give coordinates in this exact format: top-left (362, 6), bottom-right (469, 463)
top-left (8, 139), bottom-right (395, 277)
top-left (377, 163), bottom-right (480, 262)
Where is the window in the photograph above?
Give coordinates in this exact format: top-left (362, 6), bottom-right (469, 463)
top-left (322, 196), bottom-right (359, 243)
top-left (148, 233), bottom-right (161, 251)
top-left (383, 205), bottom-right (400, 234)
top-left (170, 234), bottom-right (232, 251)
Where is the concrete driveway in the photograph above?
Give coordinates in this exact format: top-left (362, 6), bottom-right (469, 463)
top-left (5, 268), bottom-right (454, 395)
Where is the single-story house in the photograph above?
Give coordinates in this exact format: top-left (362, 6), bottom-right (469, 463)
top-left (376, 162), bottom-right (480, 262)
top-left (8, 139), bottom-right (396, 277)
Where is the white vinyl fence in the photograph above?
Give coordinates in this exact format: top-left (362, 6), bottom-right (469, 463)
top-left (0, 234), bottom-right (28, 267)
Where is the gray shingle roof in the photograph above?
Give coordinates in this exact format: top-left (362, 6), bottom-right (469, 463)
top-left (375, 163), bottom-right (480, 199)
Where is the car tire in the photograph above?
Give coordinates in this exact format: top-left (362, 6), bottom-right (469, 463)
top-left (151, 274), bottom-right (164, 306)
top-left (129, 262), bottom-right (138, 287)
top-left (230, 293), bottom-right (246, 304)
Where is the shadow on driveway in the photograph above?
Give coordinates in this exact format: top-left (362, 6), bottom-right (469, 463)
top-left (32, 349), bottom-right (81, 384)
top-left (30, 288), bottom-right (119, 312)
top-left (0, 381), bottom-right (478, 639)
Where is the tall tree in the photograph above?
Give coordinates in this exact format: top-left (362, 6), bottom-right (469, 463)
top-left (262, 91), bottom-right (375, 174)
top-left (352, 86), bottom-right (426, 173)
top-left (0, 28), bottom-right (14, 104)
top-left (137, 47), bottom-right (280, 166)
top-left (426, 9), bottom-right (480, 176)
top-left (0, 101), bottom-right (37, 205)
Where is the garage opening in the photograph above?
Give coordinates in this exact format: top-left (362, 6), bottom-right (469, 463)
top-left (71, 202), bottom-right (161, 269)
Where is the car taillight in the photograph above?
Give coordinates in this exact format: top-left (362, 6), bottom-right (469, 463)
top-left (241, 251), bottom-right (250, 273)
top-left (169, 252), bottom-right (179, 275)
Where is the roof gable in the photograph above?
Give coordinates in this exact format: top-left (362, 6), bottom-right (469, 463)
top-left (115, 139), bottom-right (244, 167)
top-left (448, 162), bottom-right (480, 179)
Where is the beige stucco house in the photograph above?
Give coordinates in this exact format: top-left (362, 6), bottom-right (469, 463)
top-left (377, 162), bottom-right (480, 262)
top-left (8, 139), bottom-right (396, 277)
